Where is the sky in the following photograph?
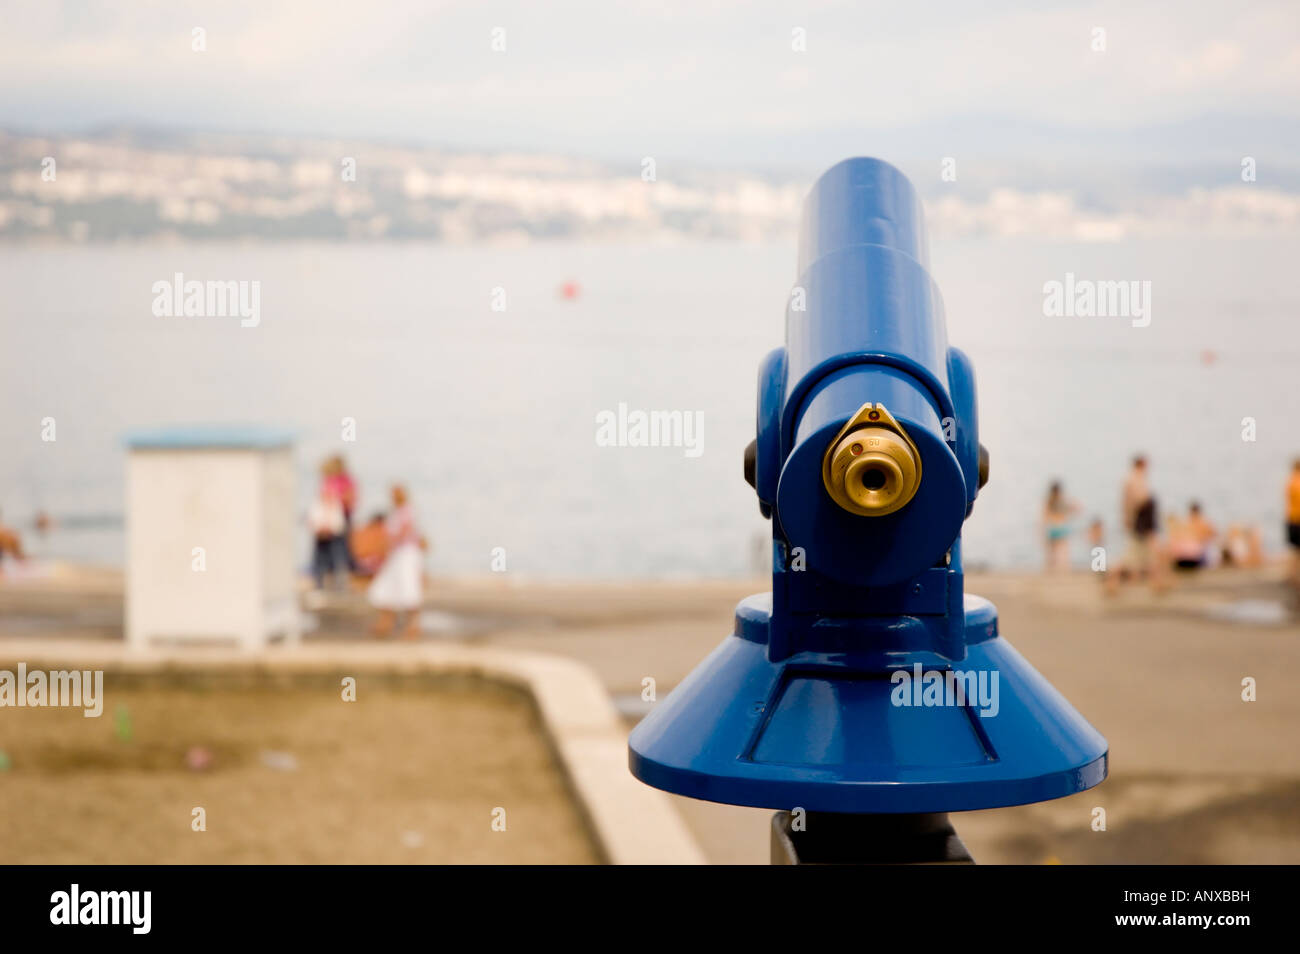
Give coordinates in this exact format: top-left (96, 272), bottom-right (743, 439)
top-left (2, 0), bottom-right (1299, 167)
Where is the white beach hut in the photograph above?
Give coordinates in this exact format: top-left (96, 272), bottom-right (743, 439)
top-left (125, 427), bottom-right (300, 650)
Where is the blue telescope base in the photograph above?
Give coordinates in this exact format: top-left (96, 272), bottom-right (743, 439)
top-left (628, 594), bottom-right (1108, 814)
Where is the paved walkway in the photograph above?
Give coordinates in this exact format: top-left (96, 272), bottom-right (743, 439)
top-left (3, 565), bottom-right (1297, 863)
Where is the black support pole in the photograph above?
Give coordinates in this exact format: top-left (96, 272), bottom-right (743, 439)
top-left (770, 811), bottom-right (975, 865)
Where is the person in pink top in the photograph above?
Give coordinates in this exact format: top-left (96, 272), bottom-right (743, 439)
top-left (368, 484), bottom-right (426, 638)
top-left (323, 455), bottom-right (359, 573)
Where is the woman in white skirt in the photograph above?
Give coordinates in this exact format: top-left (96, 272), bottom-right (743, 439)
top-left (368, 484), bottom-right (426, 639)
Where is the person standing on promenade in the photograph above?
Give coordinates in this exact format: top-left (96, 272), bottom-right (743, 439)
top-left (1108, 455), bottom-right (1168, 594)
top-left (1287, 460), bottom-right (1300, 590)
top-left (324, 455), bottom-right (359, 574)
top-left (1042, 480), bottom-right (1081, 572)
top-left (368, 485), bottom-right (426, 639)
top-left (308, 482), bottom-right (347, 589)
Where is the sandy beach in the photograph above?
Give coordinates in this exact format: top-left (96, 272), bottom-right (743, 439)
top-left (0, 676), bottom-right (597, 865)
top-left (2, 562), bottom-right (1297, 864)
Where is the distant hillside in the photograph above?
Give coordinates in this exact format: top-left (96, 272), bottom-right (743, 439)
top-left (2, 128), bottom-right (1297, 243)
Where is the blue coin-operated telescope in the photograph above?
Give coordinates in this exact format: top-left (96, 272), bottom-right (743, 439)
top-left (629, 158), bottom-right (1107, 859)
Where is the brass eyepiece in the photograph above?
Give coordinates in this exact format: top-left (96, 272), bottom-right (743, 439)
top-left (822, 403), bottom-right (921, 517)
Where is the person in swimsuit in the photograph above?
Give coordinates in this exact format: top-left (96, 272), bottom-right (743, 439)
top-left (1042, 480), bottom-right (1080, 572)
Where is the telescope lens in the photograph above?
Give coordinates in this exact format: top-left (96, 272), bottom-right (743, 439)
top-left (822, 411), bottom-right (922, 517)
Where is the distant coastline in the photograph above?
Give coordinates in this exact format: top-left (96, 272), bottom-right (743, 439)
top-left (4, 128), bottom-right (1299, 245)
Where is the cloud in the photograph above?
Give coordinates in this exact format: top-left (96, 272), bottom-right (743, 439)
top-left (0, 0), bottom-right (1296, 160)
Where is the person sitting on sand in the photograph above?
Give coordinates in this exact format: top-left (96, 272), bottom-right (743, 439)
top-left (1169, 501), bottom-right (1217, 570)
top-left (1085, 517), bottom-right (1107, 577)
top-left (1222, 523), bottom-right (1263, 569)
top-left (368, 485), bottom-right (427, 639)
top-left (349, 512), bottom-right (388, 579)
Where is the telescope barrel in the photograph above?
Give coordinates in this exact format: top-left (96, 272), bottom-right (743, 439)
top-left (775, 158), bottom-right (972, 587)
